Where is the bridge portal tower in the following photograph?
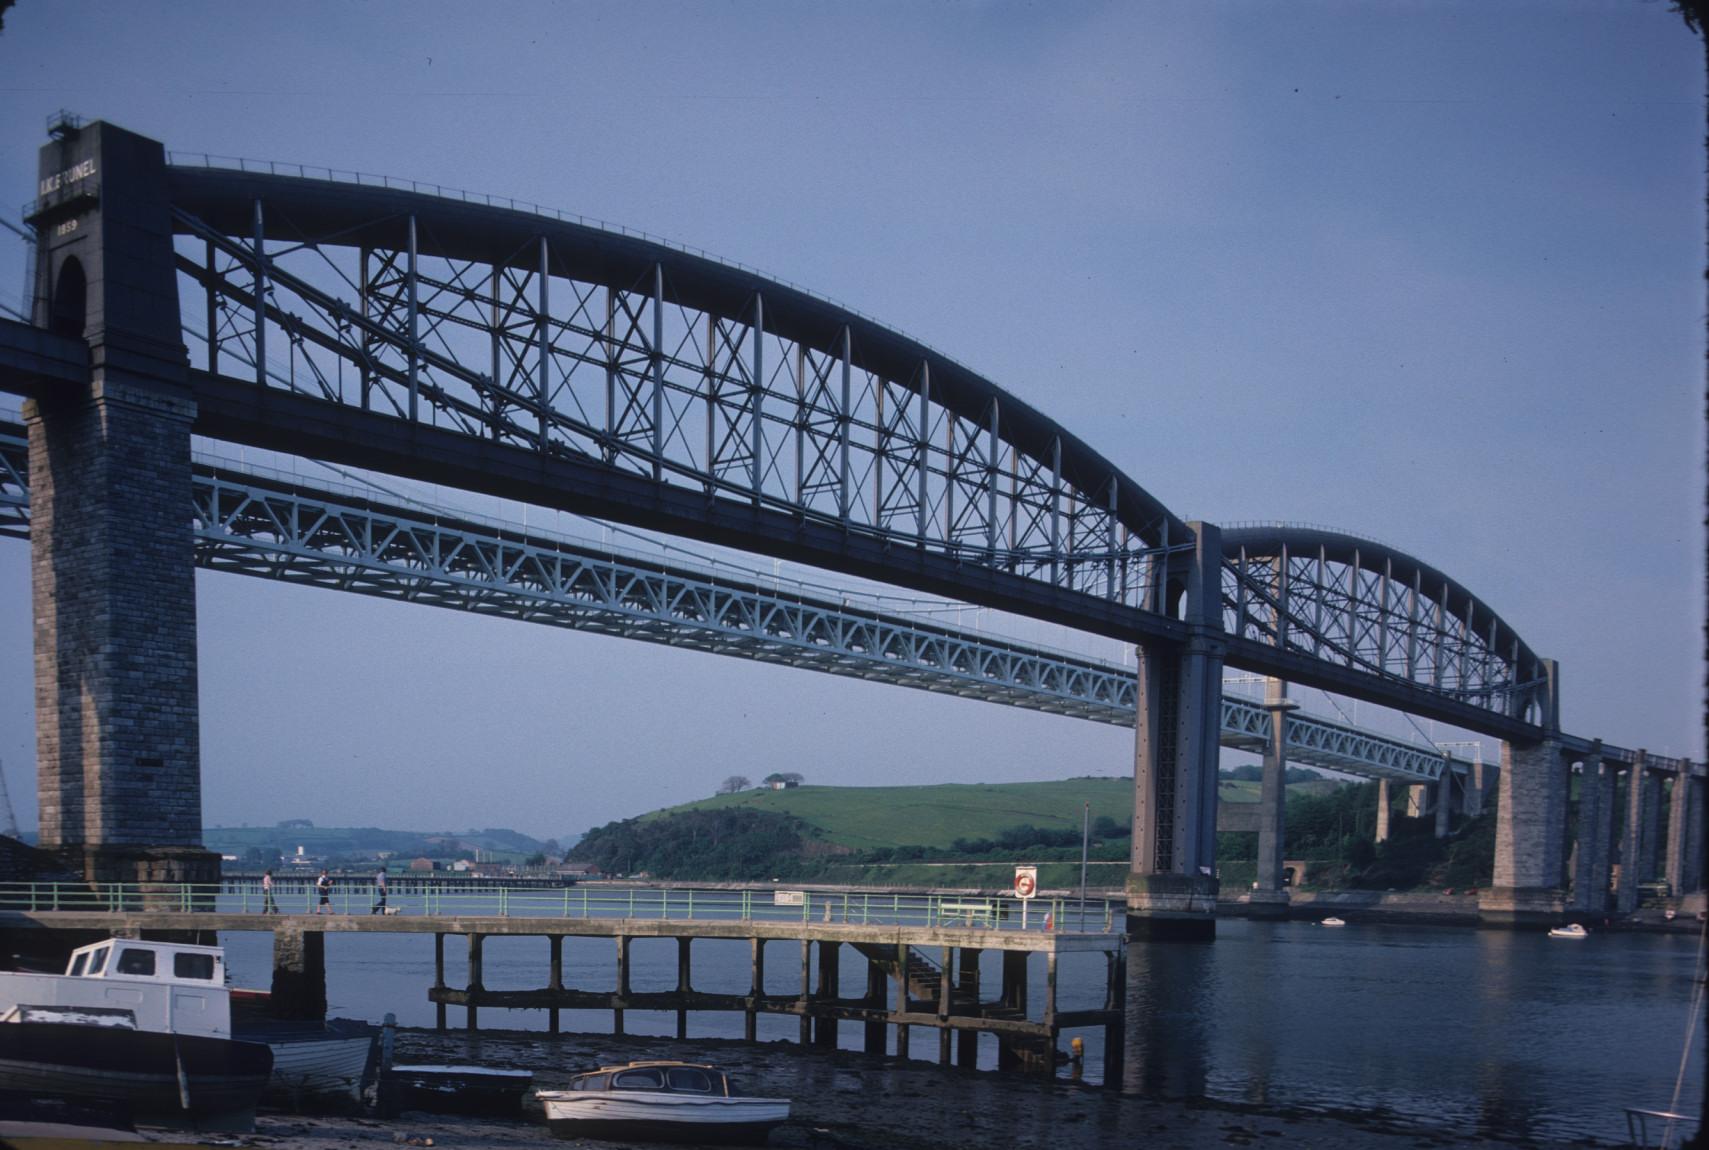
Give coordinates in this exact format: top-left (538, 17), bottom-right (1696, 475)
top-left (23, 118), bottom-right (215, 884)
top-left (1126, 521), bottom-right (1225, 939)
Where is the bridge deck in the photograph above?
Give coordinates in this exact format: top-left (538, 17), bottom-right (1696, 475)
top-left (0, 909), bottom-right (1121, 952)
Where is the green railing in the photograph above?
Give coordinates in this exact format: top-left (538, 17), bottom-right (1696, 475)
top-left (0, 881), bottom-right (1121, 934)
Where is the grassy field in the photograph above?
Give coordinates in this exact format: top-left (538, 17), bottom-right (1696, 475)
top-left (647, 776), bottom-right (1342, 851)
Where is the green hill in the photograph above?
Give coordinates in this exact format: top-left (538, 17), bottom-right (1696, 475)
top-left (654, 779), bottom-right (1130, 850)
top-left (647, 775), bottom-right (1343, 851)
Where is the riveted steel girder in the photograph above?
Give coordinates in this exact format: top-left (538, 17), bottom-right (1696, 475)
top-left (0, 423), bottom-right (1544, 784)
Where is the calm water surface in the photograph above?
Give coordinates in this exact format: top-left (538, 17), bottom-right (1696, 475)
top-left (220, 917), bottom-right (1704, 1144)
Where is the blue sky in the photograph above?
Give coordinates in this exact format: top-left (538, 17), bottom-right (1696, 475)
top-left (0, 1), bottom-right (1700, 838)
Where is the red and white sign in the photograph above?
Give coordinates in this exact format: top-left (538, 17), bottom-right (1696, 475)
top-left (1013, 866), bottom-right (1038, 900)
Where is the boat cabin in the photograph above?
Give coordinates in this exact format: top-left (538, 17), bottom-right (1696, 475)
top-left (0, 938), bottom-right (232, 1039)
top-left (64, 939), bottom-right (226, 987)
top-left (566, 1061), bottom-right (737, 1098)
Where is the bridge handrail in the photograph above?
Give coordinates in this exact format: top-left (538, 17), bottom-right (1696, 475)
top-left (0, 881), bottom-right (1118, 935)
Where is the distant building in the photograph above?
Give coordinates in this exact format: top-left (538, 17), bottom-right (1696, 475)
top-left (408, 857), bottom-right (436, 872)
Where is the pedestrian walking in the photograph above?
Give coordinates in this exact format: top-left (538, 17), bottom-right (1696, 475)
top-left (371, 867), bottom-right (388, 914)
top-left (262, 868), bottom-right (278, 914)
top-left (316, 868), bottom-right (333, 914)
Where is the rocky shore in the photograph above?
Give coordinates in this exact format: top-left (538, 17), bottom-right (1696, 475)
top-left (231, 1027), bottom-right (1589, 1150)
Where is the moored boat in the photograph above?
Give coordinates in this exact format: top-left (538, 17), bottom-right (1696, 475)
top-left (380, 1063), bottom-right (533, 1117)
top-left (1320, 916), bottom-right (1346, 928)
top-left (235, 1016), bottom-right (377, 1106)
top-left (1549, 922), bottom-right (1589, 939)
top-left (0, 939), bottom-right (273, 1131)
top-left (537, 1060), bottom-right (789, 1145)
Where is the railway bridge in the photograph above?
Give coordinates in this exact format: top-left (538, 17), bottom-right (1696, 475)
top-left (0, 119), bottom-right (1698, 937)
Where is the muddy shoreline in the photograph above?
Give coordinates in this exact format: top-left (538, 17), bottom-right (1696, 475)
top-left (231, 1027), bottom-right (1587, 1150)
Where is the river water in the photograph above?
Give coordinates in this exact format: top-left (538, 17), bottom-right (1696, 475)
top-left (219, 914), bottom-right (1704, 1145)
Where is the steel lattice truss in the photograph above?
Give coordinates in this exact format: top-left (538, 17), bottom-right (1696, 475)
top-left (1221, 526), bottom-right (1542, 723)
top-left (0, 427), bottom-right (1479, 783)
top-left (167, 166), bottom-right (1182, 615)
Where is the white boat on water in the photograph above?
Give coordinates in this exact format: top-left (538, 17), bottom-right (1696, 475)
top-left (1549, 923), bottom-right (1589, 939)
top-left (537, 1061), bottom-right (789, 1145)
top-left (1320, 916), bottom-right (1346, 928)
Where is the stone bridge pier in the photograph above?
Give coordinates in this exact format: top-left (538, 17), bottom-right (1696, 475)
top-left (1480, 662), bottom-right (1568, 926)
top-left (23, 120), bottom-right (215, 885)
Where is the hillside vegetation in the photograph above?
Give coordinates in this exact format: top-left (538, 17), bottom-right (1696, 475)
top-left (205, 823), bottom-right (563, 867)
top-left (649, 775), bottom-right (1337, 851)
top-left (568, 772), bottom-right (1458, 890)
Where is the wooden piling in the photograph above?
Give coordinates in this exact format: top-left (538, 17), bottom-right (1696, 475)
top-left (433, 932), bottom-right (446, 1031)
top-left (937, 945), bottom-right (953, 1065)
top-left (956, 947), bottom-right (981, 1067)
top-left (813, 941), bottom-right (839, 1049)
top-left (547, 935), bottom-right (563, 1035)
top-left (1103, 945), bottom-right (1127, 1086)
top-left (797, 939), bottom-right (812, 1045)
top-left (676, 937), bottom-right (692, 1039)
top-left (863, 956), bottom-right (886, 1055)
top-left (745, 937), bottom-right (763, 1042)
top-left (614, 935), bottom-right (630, 1036)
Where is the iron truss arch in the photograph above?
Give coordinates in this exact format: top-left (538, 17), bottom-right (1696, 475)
top-left (0, 425), bottom-right (1485, 785)
top-left (163, 162), bottom-right (1188, 628)
top-left (1220, 525), bottom-right (1545, 723)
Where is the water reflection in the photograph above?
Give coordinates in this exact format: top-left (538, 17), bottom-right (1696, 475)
top-left (1121, 935), bottom-right (1213, 1098)
top-left (219, 919), bottom-right (1704, 1144)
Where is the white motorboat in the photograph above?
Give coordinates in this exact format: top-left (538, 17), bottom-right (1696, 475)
top-left (1549, 922), bottom-right (1589, 939)
top-left (1320, 916), bottom-right (1346, 928)
top-left (538, 1061), bottom-right (789, 1144)
top-left (0, 938), bottom-right (272, 1130)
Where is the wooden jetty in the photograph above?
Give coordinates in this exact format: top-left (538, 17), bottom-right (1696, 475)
top-left (0, 884), bottom-right (1127, 1081)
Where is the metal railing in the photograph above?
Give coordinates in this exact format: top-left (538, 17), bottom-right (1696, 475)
top-left (0, 882), bottom-right (1120, 935)
top-left (1625, 1107), bottom-right (1699, 1149)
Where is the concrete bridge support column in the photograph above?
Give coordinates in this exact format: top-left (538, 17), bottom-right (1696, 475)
top-left (1434, 761), bottom-right (1453, 839)
top-left (270, 926), bottom-right (327, 1020)
top-left (1616, 753), bottom-right (1649, 915)
top-left (1375, 779), bottom-right (1392, 844)
top-left (465, 933), bottom-right (483, 1031)
top-left (1251, 684), bottom-right (1296, 918)
top-left (25, 121), bottom-right (214, 886)
top-left (1480, 738), bottom-right (1569, 925)
top-left (1639, 770), bottom-right (1664, 884)
top-left (1463, 754), bottom-right (1489, 819)
top-left (1665, 773), bottom-right (1704, 895)
top-left (1127, 522), bottom-right (1224, 940)
top-left (1480, 661), bottom-right (1568, 926)
top-left (1571, 746), bottom-right (1611, 914)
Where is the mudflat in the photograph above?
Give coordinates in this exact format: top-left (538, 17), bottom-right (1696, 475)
top-left (222, 1027), bottom-right (1549, 1150)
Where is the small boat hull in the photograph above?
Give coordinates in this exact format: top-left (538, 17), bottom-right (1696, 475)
top-left (381, 1064), bottom-right (532, 1117)
top-left (234, 1018), bottom-right (376, 1105)
top-left (0, 1022), bottom-right (272, 1130)
top-left (540, 1092), bottom-right (789, 1145)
